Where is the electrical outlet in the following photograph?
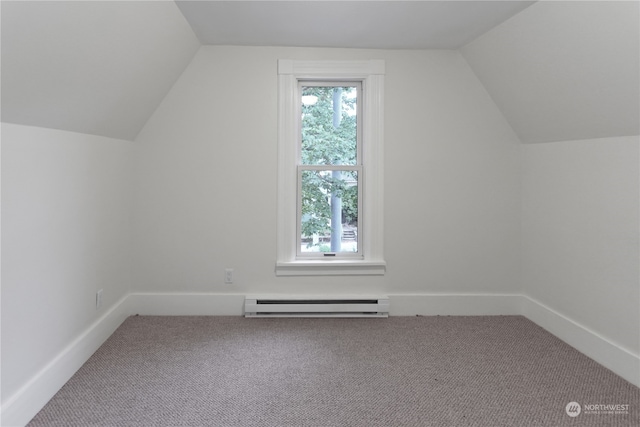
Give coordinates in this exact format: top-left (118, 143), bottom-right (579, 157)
top-left (96, 289), bottom-right (103, 310)
top-left (225, 268), bottom-right (234, 284)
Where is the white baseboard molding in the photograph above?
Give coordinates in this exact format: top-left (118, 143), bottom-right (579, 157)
top-left (522, 295), bottom-right (640, 387)
top-left (126, 292), bottom-right (522, 317)
top-left (388, 293), bottom-right (522, 316)
top-left (1, 295), bottom-right (130, 427)
top-left (128, 292), bottom-right (245, 316)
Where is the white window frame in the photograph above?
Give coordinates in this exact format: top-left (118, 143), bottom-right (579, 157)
top-left (276, 59), bottom-right (386, 276)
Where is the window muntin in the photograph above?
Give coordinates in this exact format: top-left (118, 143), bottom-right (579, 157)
top-left (297, 83), bottom-right (362, 258)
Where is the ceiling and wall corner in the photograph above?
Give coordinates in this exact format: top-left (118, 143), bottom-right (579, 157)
top-left (0, 0), bottom-right (200, 141)
top-left (461, 0), bottom-right (640, 144)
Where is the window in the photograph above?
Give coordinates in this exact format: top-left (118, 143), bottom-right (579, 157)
top-left (276, 60), bottom-right (385, 276)
top-left (298, 83), bottom-right (362, 258)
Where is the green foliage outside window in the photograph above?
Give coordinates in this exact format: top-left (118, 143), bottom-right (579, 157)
top-left (300, 86), bottom-right (358, 247)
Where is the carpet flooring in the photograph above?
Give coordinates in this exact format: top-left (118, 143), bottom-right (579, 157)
top-left (27, 316), bottom-right (639, 426)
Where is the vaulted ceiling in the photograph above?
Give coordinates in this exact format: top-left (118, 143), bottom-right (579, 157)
top-left (461, 0), bottom-right (639, 143)
top-left (1, 1), bottom-right (638, 143)
top-left (1, 1), bottom-right (200, 141)
top-left (176, 1), bottom-right (535, 50)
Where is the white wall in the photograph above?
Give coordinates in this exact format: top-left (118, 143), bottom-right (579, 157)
top-left (1, 124), bottom-right (134, 409)
top-left (521, 136), bottom-right (640, 357)
top-left (132, 46), bottom-right (521, 298)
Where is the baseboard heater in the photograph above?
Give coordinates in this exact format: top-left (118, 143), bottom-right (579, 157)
top-left (244, 296), bottom-right (389, 318)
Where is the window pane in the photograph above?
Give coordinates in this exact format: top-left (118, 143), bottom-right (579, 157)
top-left (301, 86), bottom-right (357, 166)
top-left (300, 170), bottom-right (358, 253)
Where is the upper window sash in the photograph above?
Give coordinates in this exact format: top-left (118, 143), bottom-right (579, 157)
top-left (298, 81), bottom-right (362, 166)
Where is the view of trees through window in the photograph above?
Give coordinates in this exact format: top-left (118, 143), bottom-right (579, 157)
top-left (300, 84), bottom-right (360, 254)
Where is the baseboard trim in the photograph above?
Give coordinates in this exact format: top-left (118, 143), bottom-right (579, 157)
top-left (522, 295), bottom-right (640, 387)
top-left (388, 293), bottom-right (522, 316)
top-left (1, 295), bottom-right (130, 427)
top-left (126, 292), bottom-right (523, 317)
top-left (128, 292), bottom-right (245, 316)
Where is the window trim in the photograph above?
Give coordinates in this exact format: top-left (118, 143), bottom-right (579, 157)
top-left (276, 59), bottom-right (386, 276)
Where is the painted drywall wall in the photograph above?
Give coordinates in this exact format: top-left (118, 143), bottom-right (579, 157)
top-left (1, 124), bottom-right (134, 404)
top-left (521, 136), bottom-right (640, 356)
top-left (132, 45), bottom-right (521, 297)
top-left (461, 1), bottom-right (639, 143)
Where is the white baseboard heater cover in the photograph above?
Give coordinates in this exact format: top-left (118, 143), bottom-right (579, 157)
top-left (244, 296), bottom-right (389, 318)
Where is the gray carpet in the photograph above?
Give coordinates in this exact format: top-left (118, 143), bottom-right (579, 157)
top-left (28, 316), bottom-right (639, 427)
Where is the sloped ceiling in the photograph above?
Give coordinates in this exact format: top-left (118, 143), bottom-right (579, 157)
top-left (176, 1), bottom-right (535, 49)
top-left (2, 1), bottom-right (636, 144)
top-left (1, 1), bottom-right (200, 141)
top-left (461, 1), bottom-right (640, 143)
top-left (1, 1), bottom-right (535, 141)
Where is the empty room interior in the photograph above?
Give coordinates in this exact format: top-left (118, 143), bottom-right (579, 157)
top-left (1, 1), bottom-right (639, 426)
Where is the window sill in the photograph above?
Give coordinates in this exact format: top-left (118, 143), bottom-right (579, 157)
top-left (275, 260), bottom-right (386, 276)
